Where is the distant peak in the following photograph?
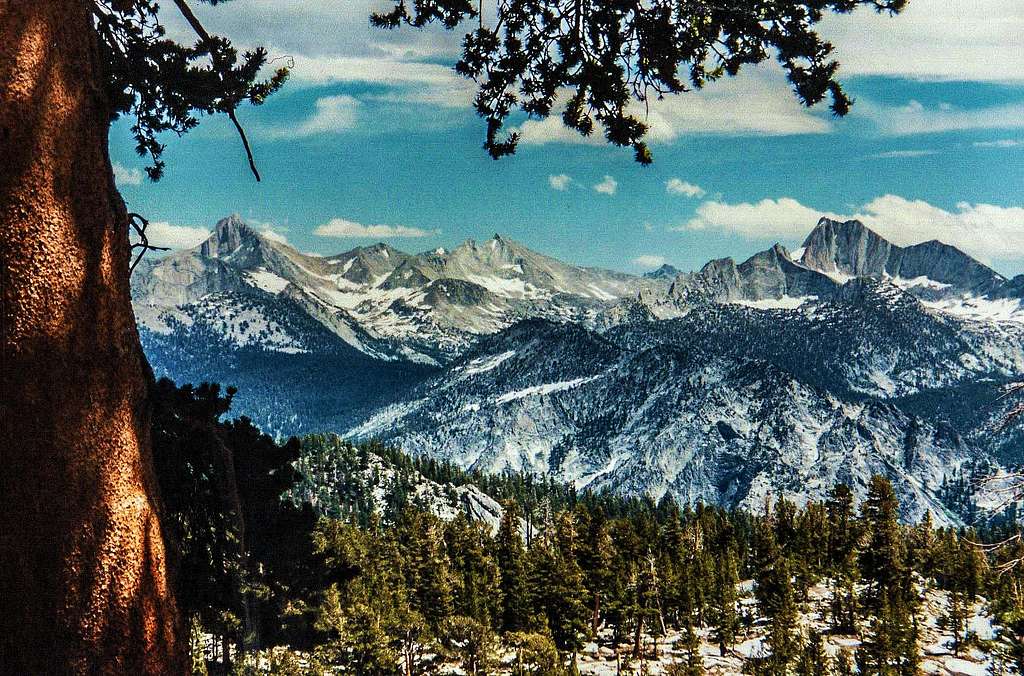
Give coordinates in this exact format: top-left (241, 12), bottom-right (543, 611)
top-left (203, 214), bottom-right (255, 257)
top-left (700, 257), bottom-right (736, 274)
top-left (215, 213), bottom-right (247, 231)
top-left (643, 263), bottom-right (682, 280)
top-left (801, 217), bottom-right (879, 251)
top-left (811, 216), bottom-right (869, 233)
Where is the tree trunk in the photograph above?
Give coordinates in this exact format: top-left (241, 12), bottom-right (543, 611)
top-left (0, 0), bottom-right (184, 672)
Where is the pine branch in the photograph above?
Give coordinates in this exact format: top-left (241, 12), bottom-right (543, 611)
top-left (172, 0), bottom-right (262, 182)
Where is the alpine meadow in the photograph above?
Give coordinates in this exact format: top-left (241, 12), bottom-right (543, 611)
top-left (5, 0), bottom-right (1024, 674)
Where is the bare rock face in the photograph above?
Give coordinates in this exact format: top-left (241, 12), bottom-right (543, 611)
top-left (643, 263), bottom-right (682, 280)
top-left (668, 244), bottom-right (837, 306)
top-left (888, 240), bottom-right (1005, 296)
top-left (345, 318), bottom-right (1000, 527)
top-left (134, 216), bottom-right (662, 363)
top-left (799, 217), bottom-right (1005, 295)
top-left (799, 217), bottom-right (894, 278)
top-left (200, 214), bottom-right (250, 258)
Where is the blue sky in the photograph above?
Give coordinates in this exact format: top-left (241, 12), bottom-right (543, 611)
top-left (112, 0), bottom-right (1024, 276)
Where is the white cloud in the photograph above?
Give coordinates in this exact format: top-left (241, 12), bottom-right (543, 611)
top-left (632, 255), bottom-right (667, 269)
top-left (665, 178), bottom-right (706, 198)
top-left (259, 227), bottom-right (290, 244)
top-left (165, 0), bottom-right (1023, 157)
top-left (266, 95), bottom-right (360, 138)
top-left (594, 176), bottom-right (618, 195)
top-left (144, 221), bottom-right (211, 249)
top-left (680, 194), bottom-right (1024, 263)
top-left (869, 149), bottom-right (938, 159)
top-left (548, 174), bottom-right (572, 191)
top-left (820, 1), bottom-right (1024, 83)
top-left (860, 99), bottom-right (1024, 136)
top-left (184, 0), bottom-right (1024, 84)
top-left (974, 139), bottom-right (1024, 149)
top-left (314, 217), bottom-right (433, 238)
top-left (682, 198), bottom-right (833, 239)
top-left (517, 68), bottom-right (831, 147)
top-left (288, 54), bottom-right (458, 86)
top-left (281, 53), bottom-right (476, 109)
top-left (113, 162), bottom-right (143, 186)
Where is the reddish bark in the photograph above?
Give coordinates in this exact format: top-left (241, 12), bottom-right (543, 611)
top-left (0, 0), bottom-right (184, 672)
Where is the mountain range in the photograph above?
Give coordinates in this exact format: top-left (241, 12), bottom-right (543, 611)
top-left (133, 215), bottom-right (1024, 523)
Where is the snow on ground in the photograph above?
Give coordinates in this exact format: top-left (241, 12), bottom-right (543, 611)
top-left (890, 275), bottom-right (953, 292)
top-left (730, 295), bottom-right (817, 310)
top-left (571, 583), bottom-right (1000, 676)
top-left (494, 376), bottom-right (602, 404)
top-left (923, 295), bottom-right (1024, 323)
top-left (245, 268), bottom-right (291, 294)
top-left (208, 577), bottom-right (1003, 675)
top-left (463, 350), bottom-right (516, 376)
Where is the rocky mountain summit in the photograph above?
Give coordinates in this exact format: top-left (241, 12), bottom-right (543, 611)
top-left (134, 214), bottom-right (1024, 520)
top-left (134, 215), bottom-right (658, 366)
top-left (643, 218), bottom-right (1024, 322)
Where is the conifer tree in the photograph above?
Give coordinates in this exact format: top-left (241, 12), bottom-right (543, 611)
top-left (576, 506), bottom-right (617, 635)
top-left (856, 477), bottom-right (920, 675)
top-left (711, 546), bottom-right (740, 657)
top-left (796, 630), bottom-right (829, 676)
top-left (445, 514), bottom-right (501, 627)
top-left (764, 557), bottom-right (800, 673)
top-left (835, 648), bottom-right (855, 676)
top-left (825, 483), bottom-right (861, 634)
top-left (440, 616), bottom-right (498, 676)
top-left (859, 476), bottom-right (906, 613)
top-left (677, 617), bottom-right (704, 676)
top-left (507, 631), bottom-right (565, 675)
top-left (496, 501), bottom-right (532, 633)
top-left (529, 512), bottom-right (589, 658)
top-left (313, 519), bottom-right (414, 675)
top-left (396, 508), bottom-right (457, 632)
top-left (938, 531), bottom-right (986, 658)
top-left (856, 593), bottom-right (920, 676)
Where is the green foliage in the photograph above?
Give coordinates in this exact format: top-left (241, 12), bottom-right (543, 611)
top-left (528, 512), bottom-right (590, 653)
top-left (151, 377), bottom-right (317, 657)
top-left (312, 519), bottom-right (421, 674)
top-left (92, 0), bottom-right (287, 179)
top-left (166, 416), bottom-right (1022, 674)
top-left (796, 630), bottom-right (828, 676)
top-left (90, 0), bottom-right (906, 181)
top-left (374, 0), bottom-right (906, 163)
top-left (497, 501), bottom-right (533, 632)
top-left (507, 631), bottom-right (565, 675)
top-left (439, 616), bottom-right (499, 676)
top-left (763, 557), bottom-right (800, 672)
top-left (711, 546), bottom-right (741, 655)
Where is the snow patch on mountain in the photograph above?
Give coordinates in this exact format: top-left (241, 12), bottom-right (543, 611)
top-left (731, 295), bottom-right (816, 310)
top-left (494, 376), bottom-right (602, 404)
top-left (464, 350), bottom-right (516, 375)
top-left (245, 268), bottom-right (291, 294)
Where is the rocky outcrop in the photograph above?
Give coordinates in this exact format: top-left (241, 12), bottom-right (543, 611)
top-left (799, 217), bottom-right (1005, 295)
top-left (347, 319), bottom-right (996, 526)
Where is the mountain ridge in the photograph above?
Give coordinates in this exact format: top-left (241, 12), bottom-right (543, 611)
top-left (134, 213), bottom-right (1024, 520)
